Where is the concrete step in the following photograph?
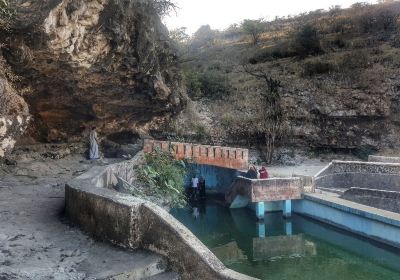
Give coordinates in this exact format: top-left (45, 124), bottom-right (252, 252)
top-left (144, 271), bottom-right (180, 280)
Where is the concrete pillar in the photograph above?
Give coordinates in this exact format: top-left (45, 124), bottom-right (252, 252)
top-left (285, 221), bottom-right (293, 236)
top-left (283, 200), bottom-right (292, 218)
top-left (255, 202), bottom-right (265, 220)
top-left (257, 222), bottom-right (266, 238)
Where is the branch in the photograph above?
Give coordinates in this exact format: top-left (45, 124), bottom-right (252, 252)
top-left (242, 64), bottom-right (281, 93)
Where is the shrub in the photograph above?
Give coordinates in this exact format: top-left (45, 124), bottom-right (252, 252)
top-left (352, 145), bottom-right (377, 160)
top-left (291, 24), bottom-right (323, 57)
top-left (337, 50), bottom-right (369, 71)
top-left (302, 59), bottom-right (336, 76)
top-left (331, 36), bottom-right (347, 49)
top-left (184, 71), bottom-right (229, 98)
top-left (138, 146), bottom-right (187, 207)
top-left (194, 124), bottom-right (207, 141)
top-left (248, 41), bottom-right (295, 64)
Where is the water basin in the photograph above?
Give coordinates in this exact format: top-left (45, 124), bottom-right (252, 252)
top-left (170, 200), bottom-right (400, 280)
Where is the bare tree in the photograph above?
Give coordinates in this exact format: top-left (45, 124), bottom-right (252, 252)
top-left (243, 65), bottom-right (284, 163)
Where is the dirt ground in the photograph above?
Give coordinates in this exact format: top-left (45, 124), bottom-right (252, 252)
top-left (0, 144), bottom-right (153, 280)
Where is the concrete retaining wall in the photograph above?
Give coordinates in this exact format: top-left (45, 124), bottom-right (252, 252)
top-left (226, 176), bottom-right (302, 204)
top-left (144, 139), bottom-right (249, 170)
top-left (341, 188), bottom-right (400, 214)
top-left (369, 155), bottom-right (400, 163)
top-left (65, 161), bottom-right (256, 280)
top-left (293, 193), bottom-right (400, 248)
top-left (315, 160), bottom-right (400, 191)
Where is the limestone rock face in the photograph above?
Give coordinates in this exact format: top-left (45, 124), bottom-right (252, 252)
top-left (1, 0), bottom-right (186, 145)
top-left (0, 76), bottom-right (30, 157)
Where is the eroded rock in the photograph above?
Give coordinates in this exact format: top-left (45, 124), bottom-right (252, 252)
top-left (0, 0), bottom-right (186, 149)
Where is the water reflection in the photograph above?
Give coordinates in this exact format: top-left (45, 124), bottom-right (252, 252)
top-left (170, 200), bottom-right (400, 280)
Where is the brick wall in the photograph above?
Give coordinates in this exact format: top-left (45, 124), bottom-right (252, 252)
top-left (143, 139), bottom-right (249, 170)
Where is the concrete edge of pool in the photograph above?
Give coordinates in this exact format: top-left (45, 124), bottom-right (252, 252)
top-left (65, 158), bottom-right (258, 280)
top-left (293, 193), bottom-right (400, 248)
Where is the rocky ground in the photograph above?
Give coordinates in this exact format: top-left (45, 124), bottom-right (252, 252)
top-left (0, 144), bottom-right (168, 280)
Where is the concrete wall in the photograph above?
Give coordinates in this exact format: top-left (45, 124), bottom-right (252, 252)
top-left (226, 176), bottom-right (302, 204)
top-left (293, 193), bottom-right (400, 248)
top-left (144, 139), bottom-right (249, 170)
top-left (65, 161), bottom-right (256, 280)
top-left (315, 160), bottom-right (400, 191)
top-left (369, 155), bottom-right (400, 164)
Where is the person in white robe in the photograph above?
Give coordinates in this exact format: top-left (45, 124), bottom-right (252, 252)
top-left (89, 127), bottom-right (99, 160)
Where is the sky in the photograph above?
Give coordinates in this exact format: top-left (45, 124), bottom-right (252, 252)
top-left (164, 0), bottom-right (377, 34)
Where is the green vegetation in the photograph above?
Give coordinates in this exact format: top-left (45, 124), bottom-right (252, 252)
top-left (138, 146), bottom-right (187, 207)
top-left (292, 24), bottom-right (323, 57)
top-left (302, 59), bottom-right (336, 77)
top-left (184, 70), bottom-right (229, 99)
top-left (241, 19), bottom-right (264, 45)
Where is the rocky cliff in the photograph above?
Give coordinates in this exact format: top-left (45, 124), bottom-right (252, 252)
top-left (0, 0), bottom-right (185, 155)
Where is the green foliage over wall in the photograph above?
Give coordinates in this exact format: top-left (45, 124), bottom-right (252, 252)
top-left (138, 146), bottom-right (187, 207)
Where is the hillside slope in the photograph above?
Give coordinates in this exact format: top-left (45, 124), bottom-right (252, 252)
top-left (170, 1), bottom-right (400, 158)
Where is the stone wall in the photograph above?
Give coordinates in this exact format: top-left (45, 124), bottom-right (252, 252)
top-left (341, 188), bottom-right (400, 214)
top-left (65, 160), bottom-right (256, 280)
top-left (369, 155), bottom-right (400, 163)
top-left (144, 139), bottom-right (249, 170)
top-left (315, 160), bottom-right (400, 191)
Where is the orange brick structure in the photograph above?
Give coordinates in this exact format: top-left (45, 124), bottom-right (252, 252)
top-left (143, 139), bottom-right (249, 170)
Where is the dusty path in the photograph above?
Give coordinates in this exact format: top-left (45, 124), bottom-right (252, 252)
top-left (0, 146), bottom-right (163, 280)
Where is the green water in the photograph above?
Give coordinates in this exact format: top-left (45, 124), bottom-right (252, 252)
top-left (170, 201), bottom-right (400, 280)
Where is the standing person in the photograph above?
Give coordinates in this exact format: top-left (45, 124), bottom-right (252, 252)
top-left (89, 127), bottom-right (100, 160)
top-left (199, 176), bottom-right (206, 199)
top-left (191, 175), bottom-right (199, 200)
top-left (259, 166), bottom-right (269, 179)
top-left (246, 165), bottom-right (258, 179)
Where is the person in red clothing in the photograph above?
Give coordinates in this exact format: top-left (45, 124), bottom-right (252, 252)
top-left (259, 166), bottom-right (269, 179)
